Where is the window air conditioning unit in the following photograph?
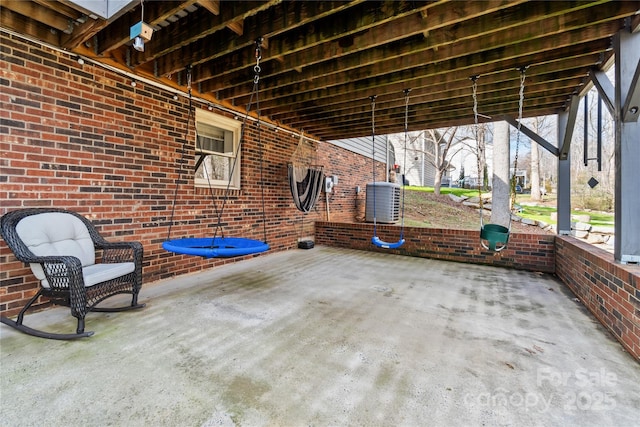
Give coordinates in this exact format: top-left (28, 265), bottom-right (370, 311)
top-left (365, 182), bottom-right (401, 223)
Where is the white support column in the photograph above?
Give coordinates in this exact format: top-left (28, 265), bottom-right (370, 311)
top-left (614, 29), bottom-right (640, 263)
top-left (491, 121), bottom-right (511, 227)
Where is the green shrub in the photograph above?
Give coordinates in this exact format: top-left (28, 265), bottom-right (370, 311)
top-left (574, 189), bottom-right (614, 211)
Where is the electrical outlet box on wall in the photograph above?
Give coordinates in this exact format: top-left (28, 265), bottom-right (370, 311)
top-left (325, 177), bottom-right (334, 193)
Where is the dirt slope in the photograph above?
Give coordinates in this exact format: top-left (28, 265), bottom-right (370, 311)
top-left (401, 191), bottom-right (551, 234)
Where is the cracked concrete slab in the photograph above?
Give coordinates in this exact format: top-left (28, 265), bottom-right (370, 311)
top-left (1, 246), bottom-right (638, 426)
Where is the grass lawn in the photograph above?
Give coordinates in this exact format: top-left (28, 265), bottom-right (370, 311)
top-left (517, 204), bottom-right (614, 226)
top-left (404, 185), bottom-right (480, 199)
top-left (405, 186), bottom-right (614, 227)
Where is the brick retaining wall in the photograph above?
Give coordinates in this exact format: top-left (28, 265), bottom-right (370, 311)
top-left (315, 222), bottom-right (556, 272)
top-left (556, 236), bottom-right (640, 360)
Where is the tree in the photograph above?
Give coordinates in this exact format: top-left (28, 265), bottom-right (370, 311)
top-left (571, 90), bottom-right (615, 210)
top-left (529, 116), bottom-right (554, 201)
top-left (475, 123), bottom-right (488, 190)
top-left (423, 127), bottom-right (464, 194)
top-left (511, 114), bottom-right (555, 201)
top-left (393, 124), bottom-right (490, 195)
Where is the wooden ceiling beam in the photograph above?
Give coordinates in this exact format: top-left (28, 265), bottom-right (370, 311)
top-left (2, 1), bottom-right (73, 33)
top-left (274, 47), bottom-right (600, 129)
top-left (197, 1), bottom-right (245, 36)
top-left (93, 1), bottom-right (200, 55)
top-left (150, 0), bottom-right (293, 75)
top-left (127, 1), bottom-right (245, 65)
top-left (219, 4), bottom-right (632, 104)
top-left (4, 0), bottom-right (639, 140)
top-left (146, 0), bottom-right (265, 54)
top-left (307, 103), bottom-right (568, 140)
top-left (198, 0), bottom-right (529, 91)
top-left (226, 19), bottom-right (244, 36)
top-left (60, 17), bottom-right (110, 51)
top-left (288, 87), bottom-right (577, 137)
top-left (197, 0), bottom-right (220, 15)
top-left (302, 94), bottom-right (569, 139)
top-left (193, 0), bottom-right (441, 85)
top-left (280, 76), bottom-right (583, 130)
top-left (267, 53), bottom-right (602, 122)
top-left (241, 31), bottom-right (613, 116)
top-left (207, 0), bottom-right (612, 98)
top-left (153, 0), bottom-right (364, 77)
top-left (277, 73), bottom-right (590, 128)
top-left (0, 7), bottom-right (60, 46)
top-left (33, 0), bottom-right (87, 19)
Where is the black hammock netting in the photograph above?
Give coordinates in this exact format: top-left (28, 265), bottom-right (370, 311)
top-left (287, 163), bottom-right (324, 213)
top-left (287, 134), bottom-right (324, 213)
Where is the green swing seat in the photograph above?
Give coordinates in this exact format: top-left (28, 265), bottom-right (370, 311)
top-left (480, 223), bottom-right (510, 252)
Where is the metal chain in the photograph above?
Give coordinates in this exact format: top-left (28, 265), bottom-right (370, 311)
top-left (399, 88), bottom-right (411, 236)
top-left (186, 65), bottom-right (192, 94)
top-left (370, 95), bottom-right (378, 234)
top-left (254, 38), bottom-right (267, 243)
top-left (166, 64), bottom-right (194, 241)
top-left (212, 38), bottom-right (266, 242)
top-left (370, 95), bottom-right (376, 135)
top-left (472, 76), bottom-right (479, 127)
top-left (254, 38), bottom-right (262, 85)
top-left (370, 94), bottom-right (377, 178)
top-left (471, 76), bottom-right (484, 215)
top-left (512, 67), bottom-right (527, 208)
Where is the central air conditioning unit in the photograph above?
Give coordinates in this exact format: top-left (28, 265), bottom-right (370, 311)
top-left (365, 182), bottom-right (401, 223)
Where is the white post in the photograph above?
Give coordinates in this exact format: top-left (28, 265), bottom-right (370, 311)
top-left (491, 121), bottom-right (511, 226)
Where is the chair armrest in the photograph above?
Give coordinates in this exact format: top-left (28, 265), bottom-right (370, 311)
top-left (98, 241), bottom-right (143, 294)
top-left (98, 241), bottom-right (143, 264)
top-left (38, 255), bottom-right (88, 318)
top-left (37, 256), bottom-right (84, 289)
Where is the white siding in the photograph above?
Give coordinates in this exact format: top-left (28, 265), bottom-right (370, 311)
top-left (387, 132), bottom-right (437, 186)
top-left (328, 135), bottom-right (388, 163)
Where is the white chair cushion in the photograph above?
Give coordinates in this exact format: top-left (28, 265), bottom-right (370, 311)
top-left (16, 212), bottom-right (96, 281)
top-left (41, 262), bottom-right (135, 289)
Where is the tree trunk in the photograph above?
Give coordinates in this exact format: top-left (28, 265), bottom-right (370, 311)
top-left (433, 169), bottom-right (443, 195)
top-left (433, 135), bottom-right (442, 194)
top-left (477, 123), bottom-right (487, 190)
top-left (530, 119), bottom-right (542, 201)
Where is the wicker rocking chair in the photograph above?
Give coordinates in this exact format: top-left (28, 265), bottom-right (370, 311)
top-left (1, 208), bottom-right (144, 339)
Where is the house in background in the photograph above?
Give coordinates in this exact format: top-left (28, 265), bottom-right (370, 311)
top-left (388, 133), bottom-right (494, 189)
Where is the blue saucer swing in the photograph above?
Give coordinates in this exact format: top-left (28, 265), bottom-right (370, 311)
top-left (369, 90), bottom-right (410, 250)
top-left (162, 237), bottom-right (269, 258)
top-left (164, 40), bottom-right (269, 259)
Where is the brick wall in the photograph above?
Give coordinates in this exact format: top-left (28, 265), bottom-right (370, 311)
top-left (556, 236), bottom-right (640, 360)
top-left (0, 33), bottom-right (375, 316)
top-left (315, 222), bottom-right (556, 272)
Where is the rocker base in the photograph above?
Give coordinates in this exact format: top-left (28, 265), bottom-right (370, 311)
top-left (92, 303), bottom-right (146, 313)
top-left (1, 316), bottom-right (94, 340)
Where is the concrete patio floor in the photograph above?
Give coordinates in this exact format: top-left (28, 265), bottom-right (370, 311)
top-left (1, 246), bottom-right (639, 427)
